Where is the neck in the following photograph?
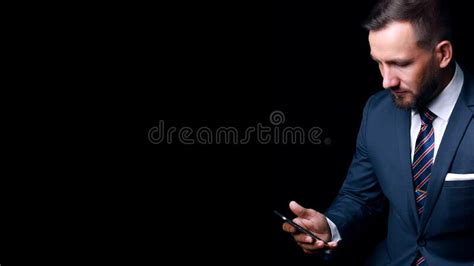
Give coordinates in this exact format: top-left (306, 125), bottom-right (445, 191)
top-left (439, 62), bottom-right (456, 90)
top-left (426, 63), bottom-right (456, 105)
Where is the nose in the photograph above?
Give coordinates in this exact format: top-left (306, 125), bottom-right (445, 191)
top-left (381, 67), bottom-right (400, 89)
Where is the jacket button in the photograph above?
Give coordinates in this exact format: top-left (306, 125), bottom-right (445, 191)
top-left (417, 239), bottom-right (426, 246)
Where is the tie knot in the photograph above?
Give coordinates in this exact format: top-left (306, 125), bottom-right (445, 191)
top-left (419, 109), bottom-right (437, 124)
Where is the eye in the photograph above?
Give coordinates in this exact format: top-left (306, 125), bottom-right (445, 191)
top-left (396, 61), bottom-right (411, 67)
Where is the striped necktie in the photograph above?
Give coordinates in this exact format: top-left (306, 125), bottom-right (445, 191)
top-left (412, 108), bottom-right (437, 266)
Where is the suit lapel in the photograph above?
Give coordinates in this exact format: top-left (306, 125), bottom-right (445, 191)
top-left (395, 108), bottom-right (419, 229)
top-left (420, 73), bottom-right (474, 234)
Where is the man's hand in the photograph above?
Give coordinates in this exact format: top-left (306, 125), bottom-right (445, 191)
top-left (282, 201), bottom-right (338, 253)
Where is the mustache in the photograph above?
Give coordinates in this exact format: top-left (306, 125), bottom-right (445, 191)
top-left (389, 86), bottom-right (408, 91)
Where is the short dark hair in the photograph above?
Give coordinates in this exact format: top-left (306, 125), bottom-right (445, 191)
top-left (363, 0), bottom-right (451, 50)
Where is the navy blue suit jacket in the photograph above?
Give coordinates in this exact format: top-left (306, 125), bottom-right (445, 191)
top-left (326, 71), bottom-right (474, 265)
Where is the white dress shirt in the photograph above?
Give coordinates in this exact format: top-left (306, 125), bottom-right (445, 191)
top-left (327, 63), bottom-right (464, 242)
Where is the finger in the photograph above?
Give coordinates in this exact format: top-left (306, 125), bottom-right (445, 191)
top-left (297, 239), bottom-right (326, 250)
top-left (282, 222), bottom-right (294, 233)
top-left (282, 222), bottom-right (303, 234)
top-left (294, 234), bottom-right (314, 244)
top-left (289, 201), bottom-right (310, 218)
top-left (290, 201), bottom-right (319, 220)
top-left (327, 241), bottom-right (339, 249)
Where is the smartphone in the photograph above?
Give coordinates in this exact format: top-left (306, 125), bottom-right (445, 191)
top-left (273, 210), bottom-right (328, 244)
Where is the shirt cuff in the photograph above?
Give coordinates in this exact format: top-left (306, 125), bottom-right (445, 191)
top-left (326, 217), bottom-right (342, 242)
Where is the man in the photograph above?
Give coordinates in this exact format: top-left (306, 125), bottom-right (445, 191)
top-left (281, 0), bottom-right (474, 265)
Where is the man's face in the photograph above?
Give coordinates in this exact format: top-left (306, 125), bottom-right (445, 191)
top-left (369, 21), bottom-right (441, 109)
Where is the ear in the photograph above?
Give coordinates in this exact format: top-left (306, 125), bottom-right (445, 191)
top-left (434, 40), bottom-right (453, 68)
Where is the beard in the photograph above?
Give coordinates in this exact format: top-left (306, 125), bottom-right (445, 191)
top-left (391, 59), bottom-right (442, 110)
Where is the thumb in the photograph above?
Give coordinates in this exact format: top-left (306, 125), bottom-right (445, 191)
top-left (289, 201), bottom-right (311, 218)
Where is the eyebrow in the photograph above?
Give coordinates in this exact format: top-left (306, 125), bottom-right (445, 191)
top-left (370, 55), bottom-right (412, 65)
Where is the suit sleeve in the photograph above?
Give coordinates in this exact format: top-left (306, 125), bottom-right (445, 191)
top-left (325, 95), bottom-right (386, 246)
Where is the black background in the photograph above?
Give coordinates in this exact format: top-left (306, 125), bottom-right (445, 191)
top-left (130, 1), bottom-right (474, 265)
top-left (13, 1), bottom-right (473, 265)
